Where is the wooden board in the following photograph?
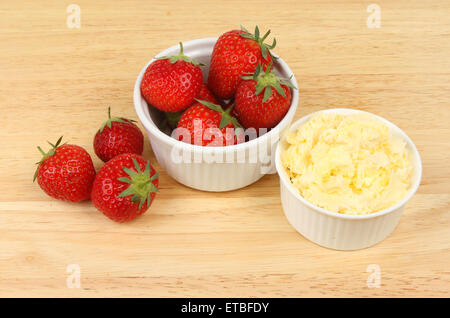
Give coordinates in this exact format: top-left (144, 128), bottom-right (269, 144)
top-left (0, 0), bottom-right (449, 297)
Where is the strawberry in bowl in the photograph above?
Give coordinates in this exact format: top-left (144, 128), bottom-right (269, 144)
top-left (208, 26), bottom-right (276, 100)
top-left (175, 99), bottom-right (241, 147)
top-left (140, 42), bottom-right (204, 113)
top-left (134, 29), bottom-right (299, 191)
top-left (235, 63), bottom-right (296, 132)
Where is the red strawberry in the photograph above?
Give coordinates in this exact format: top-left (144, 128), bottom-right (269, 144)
top-left (91, 153), bottom-right (159, 223)
top-left (208, 26), bottom-right (276, 100)
top-left (164, 82), bottom-right (219, 129)
top-left (235, 63), bottom-right (295, 131)
top-left (141, 42), bottom-right (203, 112)
top-left (175, 100), bottom-right (242, 146)
top-left (196, 82), bottom-right (219, 104)
top-left (34, 137), bottom-right (96, 202)
top-left (94, 107), bottom-right (144, 162)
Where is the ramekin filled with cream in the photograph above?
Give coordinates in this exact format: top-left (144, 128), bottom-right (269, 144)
top-left (275, 108), bottom-right (422, 250)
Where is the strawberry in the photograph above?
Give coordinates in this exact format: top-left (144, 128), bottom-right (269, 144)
top-left (140, 42), bottom-right (203, 112)
top-left (94, 107), bottom-right (144, 162)
top-left (196, 82), bottom-right (219, 104)
top-left (91, 153), bottom-right (159, 223)
top-left (33, 137), bottom-right (96, 202)
top-left (175, 99), bottom-right (242, 146)
top-left (235, 63), bottom-right (295, 131)
top-left (164, 82), bottom-right (219, 129)
top-left (208, 26), bottom-right (276, 100)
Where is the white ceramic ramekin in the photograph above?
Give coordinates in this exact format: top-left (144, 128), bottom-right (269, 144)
top-left (275, 108), bottom-right (422, 250)
top-left (134, 38), bottom-right (299, 191)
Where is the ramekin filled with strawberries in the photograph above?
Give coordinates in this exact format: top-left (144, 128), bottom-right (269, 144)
top-left (134, 26), bottom-right (299, 191)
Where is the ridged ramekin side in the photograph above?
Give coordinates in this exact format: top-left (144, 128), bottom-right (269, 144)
top-left (280, 180), bottom-right (404, 250)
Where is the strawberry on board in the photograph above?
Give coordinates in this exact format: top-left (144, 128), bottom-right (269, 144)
top-left (34, 136), bottom-right (96, 202)
top-left (91, 153), bottom-right (159, 223)
top-left (175, 99), bottom-right (242, 147)
top-left (94, 107), bottom-right (144, 162)
top-left (141, 42), bottom-right (204, 113)
top-left (235, 62), bottom-right (296, 131)
top-left (208, 25), bottom-right (276, 100)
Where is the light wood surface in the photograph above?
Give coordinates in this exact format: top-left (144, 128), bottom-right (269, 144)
top-left (0, 0), bottom-right (449, 297)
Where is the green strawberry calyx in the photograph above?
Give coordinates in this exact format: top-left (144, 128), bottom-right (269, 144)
top-left (165, 111), bottom-right (184, 129)
top-left (195, 99), bottom-right (243, 137)
top-left (157, 42), bottom-right (205, 66)
top-left (99, 107), bottom-right (137, 133)
top-left (117, 158), bottom-right (159, 210)
top-left (33, 136), bottom-right (65, 182)
top-left (239, 25), bottom-right (277, 60)
top-left (241, 62), bottom-right (297, 103)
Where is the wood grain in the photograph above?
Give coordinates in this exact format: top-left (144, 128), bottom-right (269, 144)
top-left (0, 0), bottom-right (449, 297)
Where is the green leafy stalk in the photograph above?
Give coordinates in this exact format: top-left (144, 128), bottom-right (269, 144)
top-left (195, 99), bottom-right (243, 138)
top-left (99, 107), bottom-right (137, 133)
top-left (33, 136), bottom-right (65, 181)
top-left (165, 111), bottom-right (184, 129)
top-left (239, 25), bottom-right (277, 60)
top-left (157, 42), bottom-right (205, 66)
top-left (241, 62), bottom-right (297, 102)
top-left (117, 159), bottom-right (159, 210)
